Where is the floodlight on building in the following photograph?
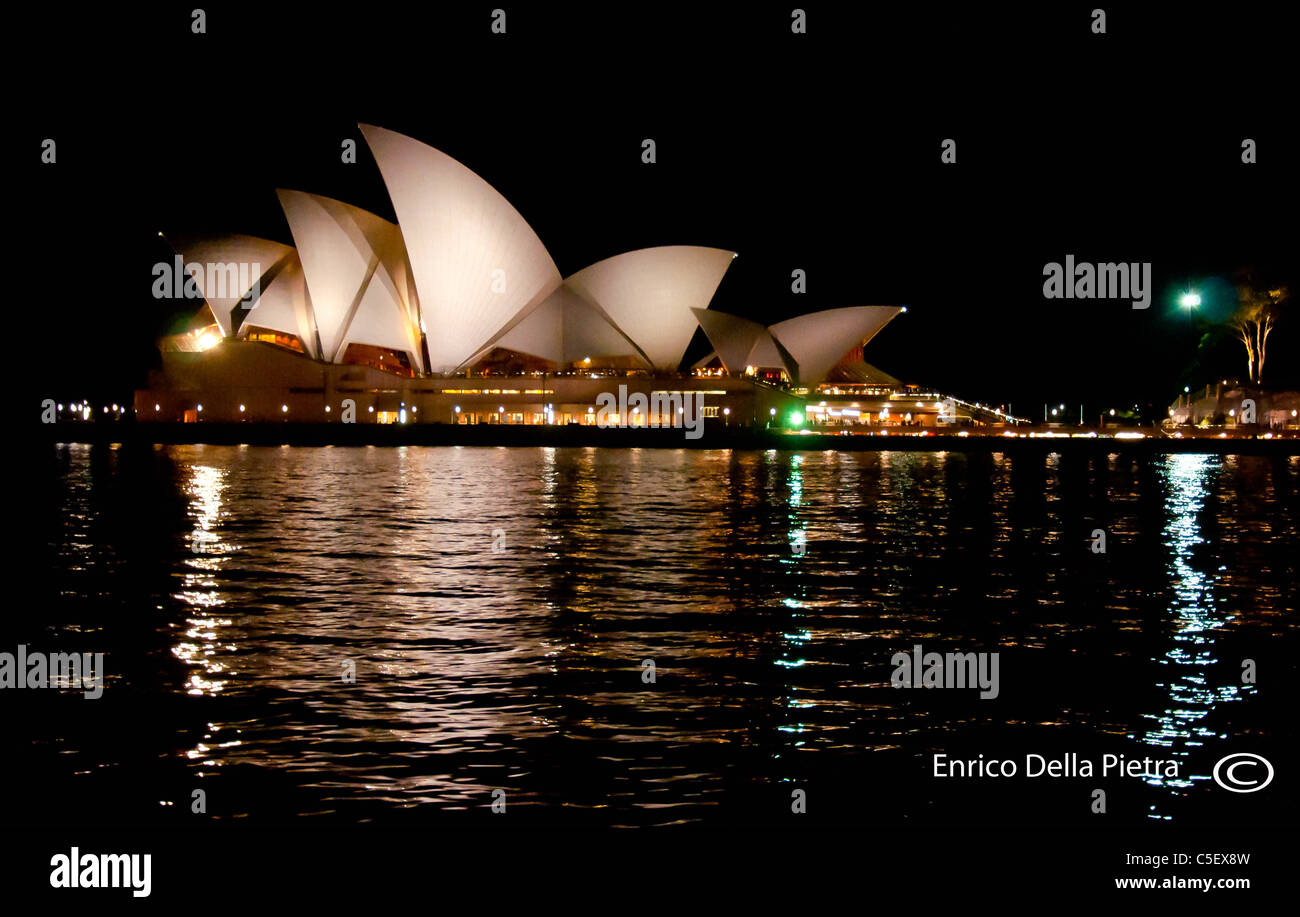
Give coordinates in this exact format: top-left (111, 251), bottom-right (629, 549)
top-left (197, 332), bottom-right (220, 351)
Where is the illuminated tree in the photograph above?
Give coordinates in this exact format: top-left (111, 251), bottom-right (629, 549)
top-left (1230, 276), bottom-right (1287, 384)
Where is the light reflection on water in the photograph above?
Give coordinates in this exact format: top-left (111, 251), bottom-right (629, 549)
top-left (30, 444), bottom-right (1296, 826)
top-left (1136, 454), bottom-right (1254, 817)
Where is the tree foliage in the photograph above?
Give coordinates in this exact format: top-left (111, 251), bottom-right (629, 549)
top-left (1231, 272), bottom-right (1287, 384)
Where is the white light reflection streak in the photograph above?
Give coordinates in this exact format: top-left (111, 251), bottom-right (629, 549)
top-left (173, 463), bottom-right (234, 697)
top-left (1133, 454), bottom-right (1249, 820)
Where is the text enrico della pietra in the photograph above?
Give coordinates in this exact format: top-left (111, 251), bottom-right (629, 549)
top-left (932, 752), bottom-right (1180, 779)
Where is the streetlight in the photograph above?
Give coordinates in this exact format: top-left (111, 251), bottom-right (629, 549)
top-left (1181, 291), bottom-right (1200, 326)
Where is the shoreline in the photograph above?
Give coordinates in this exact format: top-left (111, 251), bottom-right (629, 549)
top-left (33, 423), bottom-right (1300, 454)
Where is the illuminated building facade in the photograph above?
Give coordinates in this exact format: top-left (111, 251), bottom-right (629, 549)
top-left (137, 125), bottom-right (916, 429)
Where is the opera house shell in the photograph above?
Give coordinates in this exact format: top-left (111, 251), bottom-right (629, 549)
top-left (138, 125), bottom-right (904, 427)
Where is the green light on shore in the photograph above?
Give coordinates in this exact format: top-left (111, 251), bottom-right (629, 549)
top-left (789, 412), bottom-right (804, 426)
top-left (1181, 292), bottom-right (1201, 309)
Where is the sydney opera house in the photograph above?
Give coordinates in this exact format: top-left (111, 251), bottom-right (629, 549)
top-left (136, 124), bottom-right (970, 430)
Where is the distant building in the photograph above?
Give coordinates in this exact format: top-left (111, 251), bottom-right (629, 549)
top-left (1167, 381), bottom-right (1300, 431)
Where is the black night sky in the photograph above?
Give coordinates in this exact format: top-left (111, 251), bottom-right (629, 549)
top-left (17, 3), bottom-right (1298, 417)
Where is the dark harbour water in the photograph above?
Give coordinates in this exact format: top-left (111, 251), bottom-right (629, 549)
top-left (11, 444), bottom-right (1298, 830)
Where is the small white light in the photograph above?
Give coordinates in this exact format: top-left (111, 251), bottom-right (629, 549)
top-left (239, 404), bottom-right (245, 412)
top-left (154, 404), bottom-right (160, 411)
top-left (325, 405), bottom-right (331, 413)
top-left (196, 404), bottom-right (203, 412)
top-left (281, 404), bottom-right (288, 413)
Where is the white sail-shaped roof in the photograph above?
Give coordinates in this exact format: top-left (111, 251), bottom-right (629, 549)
top-left (565, 246), bottom-right (736, 371)
top-left (358, 124), bottom-right (562, 373)
top-left (691, 308), bottom-right (770, 374)
top-left (167, 234), bottom-right (295, 337)
top-left (243, 253), bottom-right (319, 357)
top-left (485, 285), bottom-right (647, 366)
top-left (276, 189), bottom-right (424, 370)
top-left (346, 203), bottom-right (422, 339)
top-left (336, 261), bottom-right (422, 368)
top-left (745, 332), bottom-right (791, 373)
top-left (768, 306), bottom-right (901, 386)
